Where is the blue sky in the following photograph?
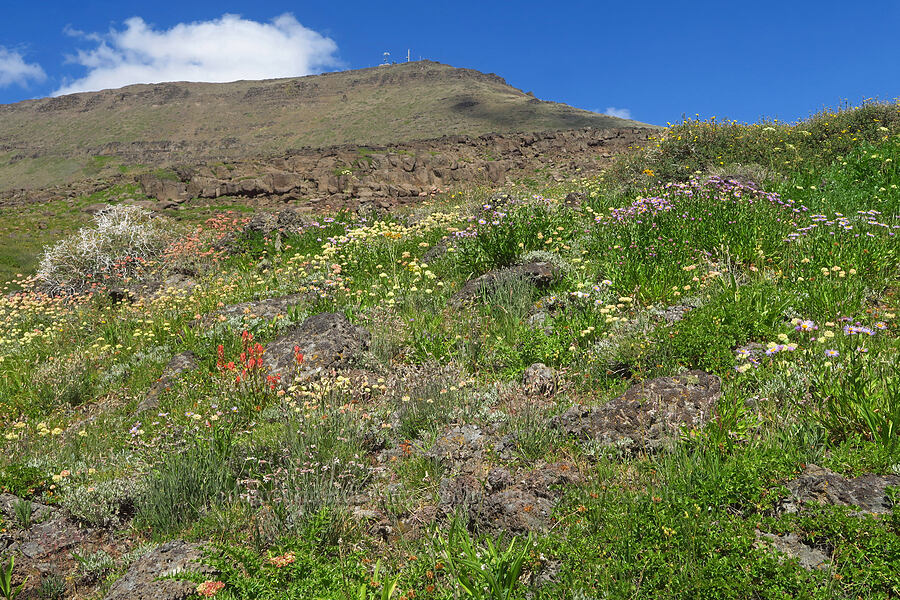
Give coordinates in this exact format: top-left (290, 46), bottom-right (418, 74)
top-left (0, 1), bottom-right (898, 126)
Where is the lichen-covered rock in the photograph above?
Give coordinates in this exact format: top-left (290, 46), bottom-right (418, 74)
top-left (450, 261), bottom-right (559, 307)
top-left (138, 351), bottom-right (198, 413)
top-left (0, 493), bottom-right (56, 526)
top-left (243, 208), bottom-right (309, 236)
top-left (104, 540), bottom-right (214, 600)
top-left (425, 425), bottom-right (488, 474)
top-left (437, 462), bottom-right (580, 533)
top-left (0, 495), bottom-right (83, 562)
top-left (553, 370), bottom-right (721, 452)
top-left (522, 363), bottom-right (557, 396)
top-left (780, 464), bottom-right (899, 515)
top-left (263, 312), bottom-right (370, 384)
top-left (756, 532), bottom-right (829, 570)
top-left (198, 293), bottom-right (307, 328)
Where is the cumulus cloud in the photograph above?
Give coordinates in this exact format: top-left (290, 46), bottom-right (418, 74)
top-left (603, 106), bottom-right (632, 119)
top-left (54, 13), bottom-right (339, 96)
top-left (0, 47), bottom-right (47, 88)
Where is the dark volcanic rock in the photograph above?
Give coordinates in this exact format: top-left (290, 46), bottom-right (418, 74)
top-left (450, 261), bottom-right (559, 307)
top-left (437, 462), bottom-right (580, 533)
top-left (781, 464), bottom-right (899, 515)
top-left (263, 312), bottom-right (370, 384)
top-left (553, 370), bottom-right (722, 452)
top-left (104, 540), bottom-right (213, 600)
top-left (138, 351), bottom-right (198, 413)
top-left (522, 363), bottom-right (557, 396)
top-left (0, 495), bottom-right (84, 562)
top-left (0, 493), bottom-right (129, 597)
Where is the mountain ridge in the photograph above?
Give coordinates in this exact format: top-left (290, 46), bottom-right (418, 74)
top-left (0, 61), bottom-right (654, 192)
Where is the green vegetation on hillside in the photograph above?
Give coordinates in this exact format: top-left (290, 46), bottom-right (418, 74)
top-left (0, 103), bottom-right (897, 599)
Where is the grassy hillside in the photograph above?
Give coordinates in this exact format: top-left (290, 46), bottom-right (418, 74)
top-left (0, 61), bottom-right (648, 192)
top-left (0, 103), bottom-right (897, 599)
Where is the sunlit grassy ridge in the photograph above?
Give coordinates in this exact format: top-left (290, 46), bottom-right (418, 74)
top-left (0, 61), bottom-right (648, 192)
top-left (0, 103), bottom-right (898, 599)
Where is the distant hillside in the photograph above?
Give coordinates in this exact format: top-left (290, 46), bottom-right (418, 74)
top-left (0, 61), bottom-right (651, 192)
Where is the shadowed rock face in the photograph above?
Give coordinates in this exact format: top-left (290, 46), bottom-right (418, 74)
top-left (780, 464), bottom-right (900, 515)
top-left (450, 261), bottom-right (559, 307)
top-left (552, 370), bottom-right (722, 452)
top-left (104, 540), bottom-right (213, 600)
top-left (262, 312), bottom-right (370, 385)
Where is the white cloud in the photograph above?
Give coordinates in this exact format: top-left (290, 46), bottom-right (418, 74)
top-left (603, 106), bottom-right (632, 120)
top-left (0, 47), bottom-right (46, 88)
top-left (54, 13), bottom-right (340, 96)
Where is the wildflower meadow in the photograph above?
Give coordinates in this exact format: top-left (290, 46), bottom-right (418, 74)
top-left (0, 102), bottom-right (898, 599)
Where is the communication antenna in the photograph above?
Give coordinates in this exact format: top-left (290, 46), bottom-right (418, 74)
top-left (407, 49), bottom-right (411, 62)
top-left (382, 51), bottom-right (390, 65)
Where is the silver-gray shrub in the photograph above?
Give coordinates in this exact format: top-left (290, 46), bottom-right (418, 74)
top-left (37, 205), bottom-right (171, 295)
top-left (61, 477), bottom-right (146, 527)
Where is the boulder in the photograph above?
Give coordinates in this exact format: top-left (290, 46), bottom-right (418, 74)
top-left (104, 540), bottom-right (214, 600)
top-left (262, 312), bottom-right (370, 385)
top-left (780, 464), bottom-right (899, 515)
top-left (437, 462), bottom-right (580, 533)
top-left (553, 370), bottom-right (721, 452)
top-left (138, 175), bottom-right (188, 203)
top-left (450, 261), bottom-right (559, 307)
top-left (522, 363), bottom-right (557, 396)
top-left (82, 202), bottom-right (111, 215)
top-left (756, 532), bottom-right (829, 570)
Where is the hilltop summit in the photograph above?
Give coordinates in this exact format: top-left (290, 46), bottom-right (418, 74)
top-left (0, 61), bottom-right (651, 191)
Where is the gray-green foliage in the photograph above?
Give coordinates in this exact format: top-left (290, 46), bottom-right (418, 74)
top-left (37, 205), bottom-right (171, 295)
top-left (61, 477), bottom-right (145, 527)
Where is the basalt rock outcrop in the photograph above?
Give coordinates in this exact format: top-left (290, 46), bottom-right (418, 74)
top-left (138, 351), bottom-right (199, 413)
top-left (104, 540), bottom-right (213, 600)
top-left (553, 370), bottom-right (722, 452)
top-left (0, 494), bottom-right (133, 598)
top-left (197, 293), bottom-right (309, 328)
top-left (132, 127), bottom-right (650, 212)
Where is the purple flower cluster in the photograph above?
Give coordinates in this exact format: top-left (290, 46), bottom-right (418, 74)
top-left (843, 324), bottom-right (875, 336)
top-left (790, 209), bottom-right (898, 241)
top-left (602, 177), bottom-right (807, 225)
